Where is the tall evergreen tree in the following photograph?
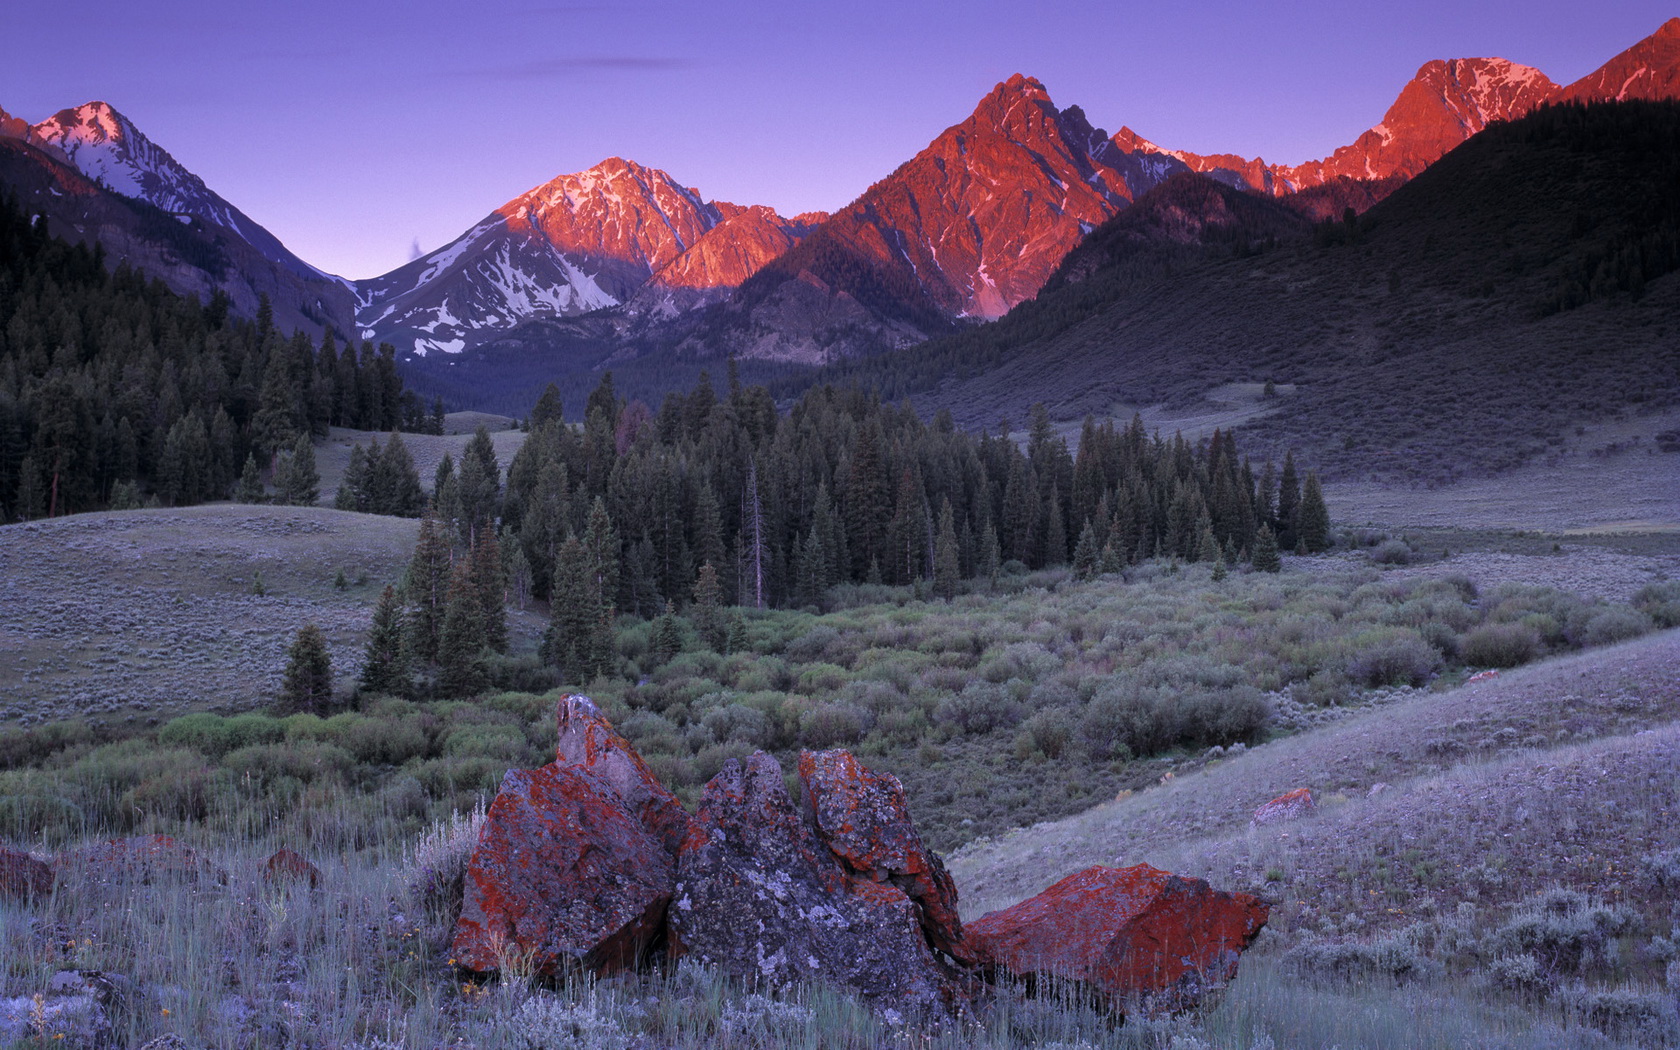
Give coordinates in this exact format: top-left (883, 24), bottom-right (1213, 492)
top-left (407, 505), bottom-right (452, 662)
top-left (359, 585), bottom-right (410, 697)
top-left (1276, 451), bottom-right (1301, 549)
top-left (469, 527), bottom-right (509, 654)
top-left (1252, 523), bottom-right (1282, 573)
top-left (438, 561), bottom-right (488, 697)
top-left (1298, 471), bottom-right (1332, 553)
top-left (274, 433), bottom-right (319, 506)
top-left (281, 623), bottom-right (334, 715)
top-left (933, 498), bottom-right (960, 600)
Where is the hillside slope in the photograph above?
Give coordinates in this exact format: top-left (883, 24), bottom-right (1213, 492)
top-left (844, 101), bottom-right (1680, 483)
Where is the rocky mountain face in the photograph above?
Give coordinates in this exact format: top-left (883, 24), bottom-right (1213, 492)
top-left (356, 157), bottom-right (823, 357)
top-left (1558, 15), bottom-right (1680, 102)
top-left (691, 75), bottom-right (1201, 363)
top-left (1121, 19), bottom-right (1680, 198)
top-left (0, 111), bottom-right (355, 336)
top-left (0, 101), bottom-right (355, 335)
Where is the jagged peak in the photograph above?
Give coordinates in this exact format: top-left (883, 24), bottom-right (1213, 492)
top-left (1655, 15), bottom-right (1680, 40)
top-left (37, 100), bottom-right (134, 143)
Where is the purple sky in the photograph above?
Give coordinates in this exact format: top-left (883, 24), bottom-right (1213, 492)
top-left (4, 1), bottom-right (1673, 280)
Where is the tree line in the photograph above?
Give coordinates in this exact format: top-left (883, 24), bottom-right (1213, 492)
top-left (0, 192), bottom-right (438, 521)
top-left (376, 368), bottom-right (1328, 693)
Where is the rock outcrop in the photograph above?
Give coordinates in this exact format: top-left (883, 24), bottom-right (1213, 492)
top-left (0, 847), bottom-right (52, 902)
top-left (554, 693), bottom-right (691, 856)
top-left (263, 849), bottom-right (321, 889)
top-left (965, 864), bottom-right (1269, 1015)
top-left (667, 752), bottom-right (962, 1019)
top-left (1252, 787), bottom-right (1316, 826)
top-left (452, 763), bottom-right (674, 976)
top-left (798, 749), bottom-right (971, 964)
top-left (451, 696), bottom-right (1267, 1022)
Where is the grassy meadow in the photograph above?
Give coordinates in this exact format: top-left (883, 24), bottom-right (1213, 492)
top-left (2, 497), bottom-right (1679, 1046)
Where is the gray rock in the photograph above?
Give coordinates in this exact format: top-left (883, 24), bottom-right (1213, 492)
top-left (668, 752), bottom-right (961, 1020)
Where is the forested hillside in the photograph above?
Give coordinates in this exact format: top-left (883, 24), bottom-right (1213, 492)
top-left (0, 193), bottom-right (430, 520)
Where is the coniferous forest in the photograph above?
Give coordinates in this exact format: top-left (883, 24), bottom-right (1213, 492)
top-left (0, 193), bottom-right (434, 521)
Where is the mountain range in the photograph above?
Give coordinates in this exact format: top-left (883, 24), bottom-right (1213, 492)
top-left (2, 18), bottom-right (1677, 409)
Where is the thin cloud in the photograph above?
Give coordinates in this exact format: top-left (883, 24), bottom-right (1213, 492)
top-left (454, 56), bottom-right (689, 80)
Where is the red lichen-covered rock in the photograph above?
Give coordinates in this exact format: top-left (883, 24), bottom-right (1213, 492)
top-left (0, 847), bottom-right (53, 902)
top-left (263, 849), bottom-right (321, 889)
top-left (63, 836), bottom-right (225, 884)
top-left (798, 749), bottom-right (971, 964)
top-left (1251, 787), bottom-right (1316, 827)
top-left (966, 864), bottom-right (1268, 1014)
top-left (668, 752), bottom-right (963, 1019)
top-left (453, 763), bottom-right (673, 976)
top-left (555, 694), bottom-right (691, 856)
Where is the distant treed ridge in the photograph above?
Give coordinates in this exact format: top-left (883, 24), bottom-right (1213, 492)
top-left (0, 192), bottom-right (429, 520)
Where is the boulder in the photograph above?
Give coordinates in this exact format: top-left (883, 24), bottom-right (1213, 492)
top-left (263, 849), bottom-right (321, 889)
top-left (0, 847), bottom-right (53, 902)
top-left (555, 694), bottom-right (691, 855)
top-left (1251, 787), bottom-right (1316, 826)
top-left (62, 836), bottom-right (225, 884)
top-left (966, 865), bottom-right (1268, 1015)
top-left (798, 749), bottom-right (971, 963)
top-left (453, 763), bottom-right (674, 976)
top-left (667, 752), bottom-right (961, 1020)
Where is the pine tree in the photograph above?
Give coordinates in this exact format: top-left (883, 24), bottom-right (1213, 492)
top-left (438, 561), bottom-right (488, 697)
top-left (1298, 471), bottom-right (1331, 553)
top-left (469, 527), bottom-right (508, 654)
top-left (1252, 523), bottom-right (1282, 573)
top-left (651, 600), bottom-right (682, 665)
top-left (1211, 552), bottom-right (1229, 582)
top-left (1276, 451), bottom-right (1300, 550)
top-left (692, 561), bottom-right (726, 651)
top-left (547, 534), bottom-right (601, 681)
top-left (407, 505), bottom-right (452, 663)
top-left (980, 522), bottom-right (1002, 584)
top-left (933, 498), bottom-right (960, 600)
top-left (235, 453), bottom-right (265, 503)
top-left (335, 443), bottom-right (368, 511)
top-left (275, 433), bottom-right (319, 506)
top-left (1072, 521), bottom-right (1100, 580)
top-left (359, 585), bottom-right (410, 697)
top-left (281, 623), bottom-right (334, 715)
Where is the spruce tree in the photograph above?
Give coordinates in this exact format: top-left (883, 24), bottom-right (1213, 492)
top-left (692, 561), bottom-right (726, 651)
top-left (438, 561), bottom-right (488, 697)
top-left (1072, 521), bottom-right (1100, 580)
top-left (359, 585), bottom-right (410, 697)
top-left (235, 454), bottom-right (266, 503)
top-left (933, 498), bottom-right (961, 600)
top-left (547, 534), bottom-right (599, 680)
top-left (1276, 451), bottom-right (1300, 550)
top-left (335, 443), bottom-right (368, 511)
top-left (651, 600), bottom-right (682, 665)
top-left (281, 623), bottom-right (334, 715)
top-left (275, 434), bottom-right (319, 506)
top-left (1252, 524), bottom-right (1282, 573)
top-left (469, 527), bottom-right (508, 654)
top-left (407, 505), bottom-right (452, 662)
top-left (1298, 471), bottom-right (1332, 553)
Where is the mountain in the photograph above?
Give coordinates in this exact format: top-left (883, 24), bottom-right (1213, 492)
top-left (0, 106), bottom-right (355, 336)
top-left (687, 75), bottom-right (1205, 364)
top-left (1119, 17), bottom-right (1680, 198)
top-left (356, 157), bottom-right (821, 357)
top-left (809, 101), bottom-right (1680, 485)
top-left (1558, 15), bottom-right (1680, 102)
top-left (0, 101), bottom-right (355, 335)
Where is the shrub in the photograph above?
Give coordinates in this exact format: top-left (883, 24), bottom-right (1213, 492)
top-left (1368, 539), bottom-right (1412, 565)
top-left (1284, 930), bottom-right (1438, 982)
top-left (1490, 888), bottom-right (1636, 975)
top-left (336, 716), bottom-right (431, 766)
top-left (700, 703), bottom-right (773, 749)
top-left (1577, 606), bottom-right (1653, 647)
top-left (1460, 623), bottom-right (1541, 668)
top-left (1018, 708), bottom-right (1076, 759)
top-left (1633, 581), bottom-right (1680, 628)
top-left (799, 702), bottom-right (871, 748)
top-left (934, 681), bottom-right (1026, 736)
top-left (1344, 629), bottom-right (1441, 688)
